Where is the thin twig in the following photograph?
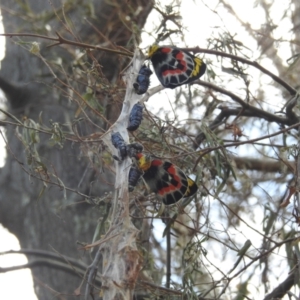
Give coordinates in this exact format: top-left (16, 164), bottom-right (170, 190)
top-left (166, 227), bottom-right (171, 289)
top-left (195, 80), bottom-right (289, 124)
top-left (85, 249), bottom-right (102, 300)
top-left (0, 32), bottom-right (133, 57)
top-left (192, 121), bottom-right (300, 171)
top-left (185, 47), bottom-right (296, 96)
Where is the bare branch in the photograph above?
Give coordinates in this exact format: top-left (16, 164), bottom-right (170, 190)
top-left (85, 249), bottom-right (102, 299)
top-left (185, 47), bottom-right (296, 96)
top-left (195, 80), bottom-right (290, 124)
top-left (0, 249), bottom-right (87, 270)
top-left (0, 32), bottom-right (133, 57)
top-left (263, 270), bottom-right (297, 300)
top-left (193, 121), bottom-right (300, 167)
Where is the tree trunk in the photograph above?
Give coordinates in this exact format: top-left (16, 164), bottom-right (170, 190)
top-left (0, 1), bottom-right (152, 299)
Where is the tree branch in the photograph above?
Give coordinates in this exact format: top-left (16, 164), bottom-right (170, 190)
top-left (0, 259), bottom-right (90, 278)
top-left (185, 47), bottom-right (297, 96)
top-left (193, 104), bottom-right (288, 148)
top-left (85, 248), bottom-right (102, 299)
top-left (192, 121), bottom-right (300, 169)
top-left (232, 156), bottom-right (294, 173)
top-left (193, 80), bottom-right (296, 148)
top-left (0, 32), bottom-right (133, 57)
top-left (195, 80), bottom-right (290, 124)
top-left (263, 270), bottom-right (296, 300)
top-left (0, 249), bottom-right (87, 271)
top-left (83, 48), bottom-right (144, 300)
top-left (137, 280), bottom-right (226, 299)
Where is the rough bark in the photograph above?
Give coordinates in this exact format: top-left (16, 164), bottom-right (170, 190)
top-left (0, 1), bottom-right (153, 299)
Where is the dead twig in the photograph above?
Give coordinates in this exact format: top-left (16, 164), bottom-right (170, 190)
top-left (0, 32), bottom-right (133, 57)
